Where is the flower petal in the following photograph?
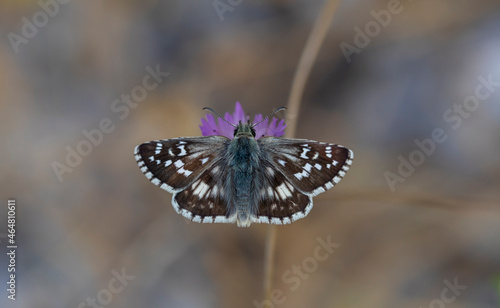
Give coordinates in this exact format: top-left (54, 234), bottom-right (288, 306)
top-left (217, 112), bottom-right (235, 138)
top-left (233, 102), bottom-right (247, 124)
top-left (266, 117), bottom-right (286, 137)
top-left (274, 119), bottom-right (286, 137)
top-left (252, 114), bottom-right (267, 139)
top-left (200, 113), bottom-right (219, 136)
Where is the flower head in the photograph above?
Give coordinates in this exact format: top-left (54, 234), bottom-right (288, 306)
top-left (199, 102), bottom-right (286, 139)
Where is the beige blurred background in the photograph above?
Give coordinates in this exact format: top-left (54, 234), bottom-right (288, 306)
top-left (1, 0), bottom-right (500, 307)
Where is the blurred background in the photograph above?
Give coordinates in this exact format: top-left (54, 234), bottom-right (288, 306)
top-left (1, 0), bottom-right (500, 307)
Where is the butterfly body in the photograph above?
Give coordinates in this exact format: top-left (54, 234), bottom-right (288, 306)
top-left (226, 122), bottom-right (259, 226)
top-left (135, 119), bottom-right (353, 227)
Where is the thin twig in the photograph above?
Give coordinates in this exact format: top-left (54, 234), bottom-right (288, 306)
top-left (263, 225), bottom-right (277, 300)
top-left (263, 0), bottom-right (342, 301)
top-left (285, 0), bottom-right (343, 138)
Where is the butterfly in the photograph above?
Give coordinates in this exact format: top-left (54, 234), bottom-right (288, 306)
top-left (134, 107), bottom-right (353, 227)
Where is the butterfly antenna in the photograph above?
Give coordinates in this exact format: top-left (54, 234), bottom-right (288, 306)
top-left (202, 107), bottom-right (237, 128)
top-left (251, 106), bottom-right (287, 128)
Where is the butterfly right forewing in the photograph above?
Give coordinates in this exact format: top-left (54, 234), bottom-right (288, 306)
top-left (258, 137), bottom-right (353, 196)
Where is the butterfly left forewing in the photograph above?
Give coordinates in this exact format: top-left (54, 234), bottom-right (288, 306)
top-left (135, 136), bottom-right (229, 192)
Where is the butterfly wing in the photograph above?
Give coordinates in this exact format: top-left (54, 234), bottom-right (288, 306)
top-left (257, 137), bottom-right (353, 196)
top-left (135, 136), bottom-right (236, 223)
top-left (250, 161), bottom-right (313, 225)
top-left (134, 136), bottom-right (229, 192)
top-left (172, 158), bottom-right (238, 223)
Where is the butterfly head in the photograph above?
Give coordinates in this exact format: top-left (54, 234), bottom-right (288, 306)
top-left (234, 121), bottom-right (256, 138)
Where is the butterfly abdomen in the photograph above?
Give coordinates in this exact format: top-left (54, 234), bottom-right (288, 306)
top-left (228, 136), bottom-right (260, 227)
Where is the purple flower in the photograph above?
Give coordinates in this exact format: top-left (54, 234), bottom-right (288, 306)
top-left (199, 102), bottom-right (286, 139)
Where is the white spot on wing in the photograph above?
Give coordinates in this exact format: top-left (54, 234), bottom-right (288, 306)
top-left (211, 185), bottom-right (219, 197)
top-left (276, 183), bottom-right (292, 200)
top-left (294, 170), bottom-right (309, 180)
top-left (201, 157), bottom-right (209, 165)
top-left (178, 167), bottom-right (192, 176)
top-left (193, 181), bottom-right (210, 198)
top-left (291, 211), bottom-right (305, 221)
top-left (192, 215), bottom-right (202, 223)
top-left (203, 217), bottom-right (214, 223)
top-left (214, 216), bottom-right (228, 223)
top-left (278, 159), bottom-right (286, 166)
top-left (304, 163), bottom-right (312, 172)
top-left (174, 160), bottom-right (184, 168)
top-left (178, 145), bottom-right (187, 156)
top-left (271, 218), bottom-right (281, 224)
top-left (258, 216), bottom-right (270, 223)
top-left (314, 163), bottom-right (322, 170)
top-left (155, 143), bottom-right (162, 155)
top-left (165, 160), bottom-right (172, 167)
top-left (276, 188), bottom-right (286, 200)
top-left (180, 209), bottom-right (192, 219)
top-left (267, 187), bottom-right (274, 198)
top-left (192, 180), bottom-right (201, 190)
top-left (267, 167), bottom-right (275, 176)
top-left (312, 186), bottom-right (325, 196)
top-left (300, 148), bottom-right (311, 159)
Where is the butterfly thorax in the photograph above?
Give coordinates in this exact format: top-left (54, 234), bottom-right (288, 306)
top-left (227, 122), bottom-right (260, 227)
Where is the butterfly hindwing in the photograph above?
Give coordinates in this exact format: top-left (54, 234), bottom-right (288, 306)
top-left (251, 161), bottom-right (312, 225)
top-left (172, 159), bottom-right (236, 224)
top-left (257, 137), bottom-right (353, 196)
top-left (134, 136), bottom-right (229, 192)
